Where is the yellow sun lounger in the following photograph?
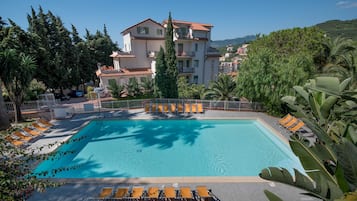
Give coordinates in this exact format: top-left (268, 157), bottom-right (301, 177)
top-left (23, 127), bottom-right (41, 136)
top-left (177, 104), bottom-right (184, 113)
top-left (5, 136), bottom-right (25, 147)
top-left (164, 186), bottom-right (176, 199)
top-left (113, 187), bottom-right (129, 199)
top-left (279, 114), bottom-right (293, 126)
top-left (163, 104), bottom-right (169, 113)
top-left (39, 118), bottom-right (53, 127)
top-left (197, 103), bottom-right (204, 113)
top-left (144, 104), bottom-right (150, 113)
top-left (180, 187), bottom-right (194, 200)
top-left (170, 103), bottom-right (176, 113)
top-left (13, 131), bottom-right (32, 142)
top-left (184, 103), bottom-right (191, 113)
top-left (151, 104), bottom-right (157, 113)
top-left (282, 117), bottom-right (298, 128)
top-left (191, 103), bottom-right (197, 113)
top-left (158, 104), bottom-right (163, 113)
top-left (32, 123), bottom-right (49, 131)
top-left (130, 187), bottom-right (144, 199)
top-left (289, 121), bottom-right (305, 133)
top-left (147, 187), bottom-right (159, 199)
top-left (98, 187), bottom-right (113, 199)
top-left (196, 186), bottom-right (213, 201)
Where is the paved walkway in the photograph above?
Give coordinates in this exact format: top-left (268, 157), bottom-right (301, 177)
top-left (27, 109), bottom-right (319, 201)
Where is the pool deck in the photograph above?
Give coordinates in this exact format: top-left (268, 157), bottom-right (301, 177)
top-left (27, 109), bottom-right (318, 201)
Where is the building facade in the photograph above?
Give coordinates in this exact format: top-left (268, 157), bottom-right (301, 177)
top-left (96, 18), bottom-right (221, 94)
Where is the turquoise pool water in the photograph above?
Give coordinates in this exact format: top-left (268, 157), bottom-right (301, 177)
top-left (33, 119), bottom-right (303, 178)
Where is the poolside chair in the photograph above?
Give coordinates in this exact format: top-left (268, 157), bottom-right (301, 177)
top-left (113, 187), bottom-right (129, 199)
top-left (147, 186), bottom-right (160, 200)
top-left (197, 103), bottom-right (204, 113)
top-left (130, 186), bottom-right (144, 200)
top-left (5, 135), bottom-right (25, 147)
top-left (289, 121), bottom-right (305, 133)
top-left (179, 187), bottom-right (194, 201)
top-left (184, 103), bottom-right (191, 113)
top-left (39, 118), bottom-right (54, 127)
top-left (98, 187), bottom-right (113, 199)
top-left (282, 117), bottom-right (298, 128)
top-left (151, 104), bottom-right (157, 113)
top-left (163, 104), bottom-right (169, 113)
top-left (164, 186), bottom-right (176, 200)
top-left (177, 104), bottom-right (184, 113)
top-left (196, 186), bottom-right (214, 201)
top-left (170, 103), bottom-right (176, 113)
top-left (32, 123), bottom-right (49, 132)
top-left (278, 114), bottom-right (293, 126)
top-left (191, 103), bottom-right (198, 113)
top-left (13, 131), bottom-right (32, 142)
top-left (145, 103), bottom-right (150, 113)
top-left (158, 104), bottom-right (163, 113)
top-left (23, 127), bottom-right (41, 136)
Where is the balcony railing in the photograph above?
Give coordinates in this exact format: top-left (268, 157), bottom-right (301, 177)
top-left (177, 51), bottom-right (195, 57)
top-left (178, 67), bottom-right (195, 73)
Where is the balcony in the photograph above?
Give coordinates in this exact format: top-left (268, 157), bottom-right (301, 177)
top-left (177, 51), bottom-right (195, 57)
top-left (178, 66), bottom-right (195, 74)
top-left (147, 51), bottom-right (158, 58)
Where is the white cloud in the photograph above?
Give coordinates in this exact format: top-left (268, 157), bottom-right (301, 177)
top-left (336, 1), bottom-right (357, 8)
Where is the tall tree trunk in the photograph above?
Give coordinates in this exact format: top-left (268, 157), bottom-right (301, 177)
top-left (14, 97), bottom-right (23, 122)
top-left (0, 84), bottom-right (10, 129)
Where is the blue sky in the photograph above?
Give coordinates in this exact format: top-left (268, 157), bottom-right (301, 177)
top-left (1, 0), bottom-right (357, 48)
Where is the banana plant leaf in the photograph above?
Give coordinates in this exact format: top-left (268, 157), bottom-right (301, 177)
top-left (260, 167), bottom-right (343, 200)
top-left (263, 190), bottom-right (284, 201)
top-left (293, 86), bottom-right (309, 103)
top-left (335, 138), bottom-right (357, 191)
top-left (302, 118), bottom-right (333, 145)
top-left (289, 136), bottom-right (337, 184)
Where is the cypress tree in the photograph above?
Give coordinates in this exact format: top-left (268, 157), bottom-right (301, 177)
top-left (155, 47), bottom-right (167, 97)
top-left (165, 12), bottom-right (178, 98)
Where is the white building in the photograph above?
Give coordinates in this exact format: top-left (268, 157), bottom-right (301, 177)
top-left (96, 18), bottom-right (221, 93)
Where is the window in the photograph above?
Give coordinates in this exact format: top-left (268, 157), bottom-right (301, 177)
top-left (156, 29), bottom-right (163, 36)
top-left (137, 26), bottom-right (149, 35)
top-left (195, 43), bottom-right (198, 51)
top-left (178, 60), bottom-right (184, 68)
top-left (186, 60), bottom-right (190, 67)
top-left (194, 60), bottom-right (199, 68)
top-left (193, 75), bottom-right (198, 84)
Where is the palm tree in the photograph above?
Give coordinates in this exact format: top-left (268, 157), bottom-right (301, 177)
top-left (0, 49), bottom-right (36, 121)
top-left (320, 36), bottom-right (357, 87)
top-left (204, 73), bottom-right (237, 101)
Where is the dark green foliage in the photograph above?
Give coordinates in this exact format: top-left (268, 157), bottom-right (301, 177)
top-left (127, 77), bottom-right (141, 97)
top-left (237, 27), bottom-right (324, 115)
top-left (108, 79), bottom-right (124, 99)
top-left (154, 47), bottom-right (167, 97)
top-left (178, 76), bottom-right (206, 99)
top-left (211, 35), bottom-right (257, 48)
top-left (205, 74), bottom-right (237, 101)
top-left (315, 19), bottom-right (357, 41)
top-left (164, 12), bottom-right (178, 98)
top-left (0, 49), bottom-right (37, 121)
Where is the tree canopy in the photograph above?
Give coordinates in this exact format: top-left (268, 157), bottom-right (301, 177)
top-left (237, 27), bottom-right (326, 115)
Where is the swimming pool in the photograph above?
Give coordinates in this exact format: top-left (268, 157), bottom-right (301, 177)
top-left (33, 119), bottom-right (303, 178)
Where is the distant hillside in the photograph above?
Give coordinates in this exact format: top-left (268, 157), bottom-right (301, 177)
top-left (211, 35), bottom-right (256, 48)
top-left (314, 19), bottom-right (357, 40)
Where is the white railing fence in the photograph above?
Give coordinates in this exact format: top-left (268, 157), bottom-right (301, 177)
top-left (5, 98), bottom-right (265, 117)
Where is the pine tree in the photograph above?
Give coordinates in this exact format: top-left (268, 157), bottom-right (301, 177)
top-left (165, 12), bottom-right (178, 98)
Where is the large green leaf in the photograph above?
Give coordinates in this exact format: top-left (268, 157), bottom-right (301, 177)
top-left (335, 138), bottom-right (357, 191)
top-left (320, 96), bottom-right (338, 119)
top-left (259, 167), bottom-right (342, 200)
top-left (339, 77), bottom-right (352, 92)
top-left (263, 190), bottom-right (284, 201)
top-left (302, 118), bottom-right (333, 145)
top-left (293, 86), bottom-right (309, 103)
top-left (316, 77), bottom-right (340, 93)
top-left (308, 93), bottom-right (323, 122)
top-left (289, 136), bottom-right (337, 184)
